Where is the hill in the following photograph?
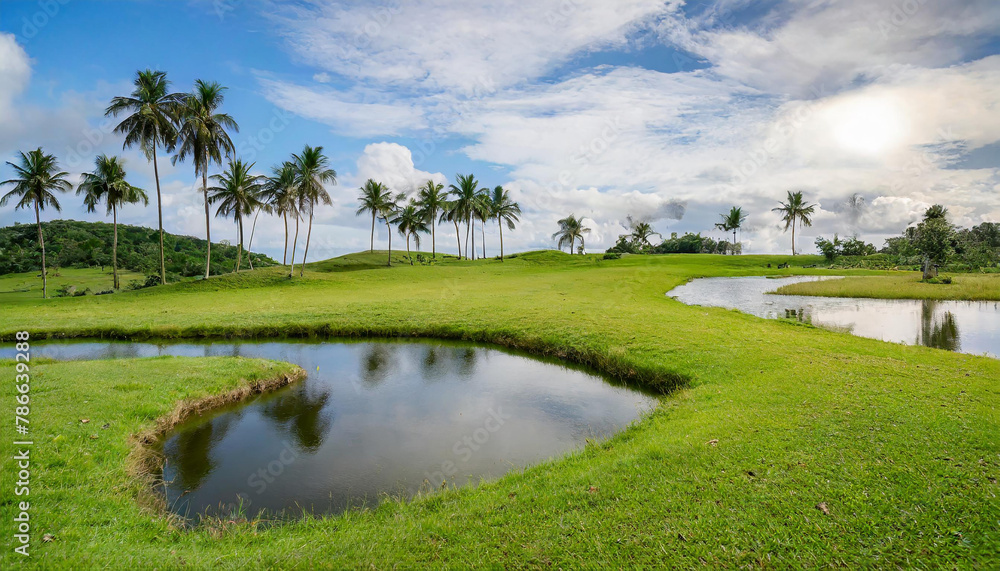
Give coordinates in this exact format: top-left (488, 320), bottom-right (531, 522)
top-left (0, 219), bottom-right (278, 279)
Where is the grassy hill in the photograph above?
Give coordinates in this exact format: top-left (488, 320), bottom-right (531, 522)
top-left (0, 219), bottom-right (278, 279)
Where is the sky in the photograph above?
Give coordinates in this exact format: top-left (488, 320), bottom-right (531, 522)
top-left (1, 0), bottom-right (999, 260)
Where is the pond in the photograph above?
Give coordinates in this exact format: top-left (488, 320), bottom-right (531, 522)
top-left (668, 276), bottom-right (1000, 358)
top-left (30, 339), bottom-right (657, 520)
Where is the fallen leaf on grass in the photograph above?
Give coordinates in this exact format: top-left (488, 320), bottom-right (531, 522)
top-left (816, 502), bottom-right (830, 515)
top-left (588, 486), bottom-right (599, 493)
top-left (79, 419), bottom-right (90, 424)
top-left (89, 434), bottom-right (99, 440)
top-left (707, 439), bottom-right (719, 446)
top-left (42, 534), bottom-right (54, 542)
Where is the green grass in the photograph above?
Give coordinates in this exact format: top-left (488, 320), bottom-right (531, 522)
top-left (775, 272), bottom-right (1000, 301)
top-left (0, 267), bottom-right (147, 305)
top-left (1, 251), bottom-right (999, 568)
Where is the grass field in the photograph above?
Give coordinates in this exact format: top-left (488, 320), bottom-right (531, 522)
top-left (774, 272), bottom-right (1000, 300)
top-left (1, 251), bottom-right (998, 568)
top-left (0, 267), bottom-right (146, 305)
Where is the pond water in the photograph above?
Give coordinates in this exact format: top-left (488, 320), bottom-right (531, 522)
top-left (29, 339), bottom-right (656, 520)
top-left (668, 276), bottom-right (1000, 358)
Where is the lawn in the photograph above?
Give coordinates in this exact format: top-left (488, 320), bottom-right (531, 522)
top-left (1, 252), bottom-right (998, 569)
top-left (773, 272), bottom-right (1000, 301)
top-left (0, 267), bottom-right (146, 305)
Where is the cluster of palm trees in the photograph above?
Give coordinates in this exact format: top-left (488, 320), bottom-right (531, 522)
top-left (1, 69), bottom-right (341, 298)
top-left (355, 173), bottom-right (522, 265)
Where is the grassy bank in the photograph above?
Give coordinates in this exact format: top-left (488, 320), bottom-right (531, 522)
top-left (1, 252), bottom-right (999, 568)
top-left (774, 272), bottom-right (1000, 301)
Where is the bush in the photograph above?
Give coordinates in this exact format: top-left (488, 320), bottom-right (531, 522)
top-left (603, 252), bottom-right (621, 260)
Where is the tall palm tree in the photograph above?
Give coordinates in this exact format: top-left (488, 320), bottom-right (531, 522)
top-left (77, 155), bottom-right (148, 289)
top-left (356, 179), bottom-right (393, 252)
top-left (416, 179), bottom-right (447, 258)
top-left (440, 199), bottom-right (463, 258)
top-left (627, 216), bottom-right (661, 249)
top-left (772, 191), bottom-right (816, 255)
top-left (172, 79), bottom-right (239, 279)
top-left (449, 174), bottom-right (482, 260)
top-left (490, 185), bottom-right (520, 261)
top-left (378, 192), bottom-right (405, 266)
top-left (1, 149), bottom-right (72, 298)
top-left (208, 159), bottom-right (265, 273)
top-left (106, 69), bottom-right (184, 285)
top-left (262, 161), bottom-right (298, 266)
top-left (292, 145), bottom-right (336, 277)
top-left (714, 206), bottom-right (747, 255)
top-left (552, 214), bottom-right (590, 254)
top-left (474, 188), bottom-right (491, 259)
top-left (392, 201), bottom-right (430, 265)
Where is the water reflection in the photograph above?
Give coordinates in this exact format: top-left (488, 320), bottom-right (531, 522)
top-left (669, 276), bottom-right (999, 358)
top-left (26, 339), bottom-right (656, 520)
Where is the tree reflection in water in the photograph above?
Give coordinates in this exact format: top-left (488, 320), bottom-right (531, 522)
top-left (919, 300), bottom-right (960, 351)
top-left (164, 409), bottom-right (244, 490)
top-left (258, 384), bottom-right (333, 452)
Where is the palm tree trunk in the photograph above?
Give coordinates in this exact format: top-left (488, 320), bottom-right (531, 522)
top-left (470, 216), bottom-right (475, 260)
top-left (35, 199), bottom-right (46, 299)
top-left (202, 170), bottom-right (211, 279)
top-left (733, 230), bottom-right (737, 255)
top-left (791, 220), bottom-right (796, 256)
top-left (431, 210), bottom-right (436, 258)
top-left (465, 217), bottom-right (471, 260)
top-left (282, 212), bottom-right (289, 265)
top-left (247, 208), bottom-right (260, 270)
top-left (498, 216), bottom-right (504, 261)
top-left (112, 205), bottom-right (119, 289)
top-left (371, 212), bottom-right (376, 252)
top-left (406, 234), bottom-right (412, 265)
top-left (235, 215), bottom-right (244, 273)
top-left (289, 216), bottom-right (299, 278)
top-left (386, 220), bottom-right (392, 267)
top-left (481, 219), bottom-right (486, 259)
top-left (152, 145), bottom-right (166, 285)
top-left (570, 237), bottom-right (575, 255)
top-left (454, 220), bottom-right (462, 258)
top-left (301, 211), bottom-right (313, 277)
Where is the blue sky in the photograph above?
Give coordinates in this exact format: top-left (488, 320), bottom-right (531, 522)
top-left (2, 0), bottom-right (999, 259)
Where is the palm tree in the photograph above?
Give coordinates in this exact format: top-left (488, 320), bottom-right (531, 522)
top-left (924, 204), bottom-right (948, 220)
top-left (627, 216), bottom-right (661, 249)
top-left (474, 188), bottom-right (491, 259)
top-left (357, 179), bottom-right (393, 252)
top-left (440, 199), bottom-right (463, 258)
top-left (172, 80), bottom-right (239, 279)
top-left (392, 201), bottom-right (430, 265)
top-left (262, 161), bottom-right (298, 266)
top-left (714, 207), bottom-right (747, 255)
top-left (449, 174), bottom-right (482, 260)
top-left (490, 186), bottom-right (520, 261)
top-left (105, 69), bottom-right (184, 285)
top-left (208, 159), bottom-right (265, 273)
top-left (1, 149), bottom-right (72, 298)
top-left (552, 214), bottom-right (590, 254)
top-left (77, 155), bottom-right (148, 288)
top-left (378, 192), bottom-right (405, 266)
top-left (292, 145), bottom-right (336, 276)
top-left (772, 191), bottom-right (816, 255)
top-left (416, 179), bottom-right (447, 258)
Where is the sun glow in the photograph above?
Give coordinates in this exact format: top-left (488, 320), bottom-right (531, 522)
top-left (831, 96), bottom-right (908, 155)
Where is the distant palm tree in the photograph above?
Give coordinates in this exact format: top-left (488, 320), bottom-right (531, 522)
top-left (490, 186), bottom-right (520, 261)
top-left (627, 216), bottom-right (661, 249)
top-left (553, 214), bottom-right (590, 254)
top-left (714, 206), bottom-right (747, 255)
top-left (292, 145), bottom-right (336, 277)
top-left (449, 174), bottom-right (482, 260)
top-left (924, 204), bottom-right (948, 220)
top-left (378, 192), bottom-right (405, 266)
top-left (357, 179), bottom-right (393, 252)
top-left (77, 155), bottom-right (148, 288)
top-left (106, 69), bottom-right (184, 285)
top-left (172, 80), bottom-right (239, 279)
top-left (772, 191), bottom-right (815, 255)
top-left (208, 159), bottom-right (264, 273)
top-left (262, 161), bottom-right (298, 266)
top-left (416, 179), bottom-right (447, 258)
top-left (1, 149), bottom-right (72, 298)
top-left (393, 201), bottom-right (430, 265)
